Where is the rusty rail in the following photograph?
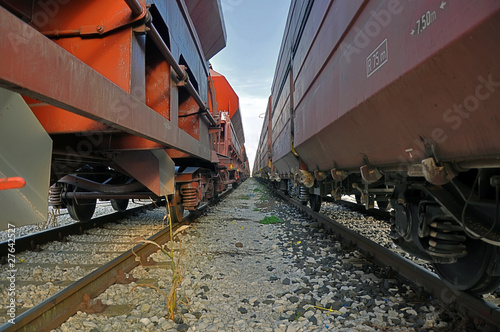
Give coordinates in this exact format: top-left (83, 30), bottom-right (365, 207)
top-left (0, 219), bottom-right (183, 331)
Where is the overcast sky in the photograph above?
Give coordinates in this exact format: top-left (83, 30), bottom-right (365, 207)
top-left (210, 0), bottom-right (291, 172)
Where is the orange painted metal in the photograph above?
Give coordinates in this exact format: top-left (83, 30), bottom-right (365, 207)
top-left (27, 0), bottom-right (146, 134)
top-left (208, 68), bottom-right (248, 181)
top-left (210, 69), bottom-right (239, 118)
top-left (165, 149), bottom-right (192, 159)
top-left (0, 177), bottom-right (26, 191)
top-left (0, 5), bottom-right (212, 160)
top-left (103, 135), bottom-right (164, 151)
top-left (179, 96), bottom-right (201, 140)
top-left (146, 49), bottom-right (171, 121)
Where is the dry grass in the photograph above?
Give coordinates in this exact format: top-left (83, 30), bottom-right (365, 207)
top-left (131, 197), bottom-right (197, 320)
top-left (39, 208), bottom-right (61, 229)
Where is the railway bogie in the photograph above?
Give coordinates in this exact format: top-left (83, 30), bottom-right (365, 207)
top-left (0, 0), bottom-right (248, 226)
top-left (254, 0), bottom-right (500, 293)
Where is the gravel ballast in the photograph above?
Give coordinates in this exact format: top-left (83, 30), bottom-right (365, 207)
top-left (47, 178), bottom-right (460, 331)
top-left (0, 200), bottom-right (149, 243)
top-left (0, 208), bottom-right (166, 325)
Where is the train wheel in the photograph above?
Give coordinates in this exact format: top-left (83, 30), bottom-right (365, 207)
top-left (433, 239), bottom-right (500, 293)
top-left (213, 184), bottom-right (219, 199)
top-left (168, 190), bottom-right (184, 223)
top-left (310, 194), bottom-right (322, 212)
top-left (67, 198), bottom-right (96, 222)
top-left (377, 201), bottom-right (389, 210)
top-left (111, 199), bottom-right (129, 212)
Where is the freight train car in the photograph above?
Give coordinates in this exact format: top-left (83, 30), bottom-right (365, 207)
top-left (0, 0), bottom-right (247, 226)
top-left (252, 97), bottom-right (272, 179)
top-left (209, 68), bottom-right (249, 188)
top-left (254, 0), bottom-right (500, 293)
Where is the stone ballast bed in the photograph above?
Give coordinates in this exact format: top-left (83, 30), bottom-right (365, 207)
top-left (52, 178), bottom-right (456, 331)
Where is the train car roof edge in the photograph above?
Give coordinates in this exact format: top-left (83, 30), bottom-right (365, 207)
top-left (185, 0), bottom-right (227, 60)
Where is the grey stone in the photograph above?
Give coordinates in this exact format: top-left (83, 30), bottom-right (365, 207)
top-left (176, 323), bottom-right (189, 332)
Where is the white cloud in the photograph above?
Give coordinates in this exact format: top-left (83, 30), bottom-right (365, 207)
top-left (239, 94), bottom-right (268, 170)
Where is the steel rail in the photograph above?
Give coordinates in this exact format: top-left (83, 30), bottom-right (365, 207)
top-left (269, 187), bottom-right (500, 331)
top-left (0, 189), bottom-right (233, 331)
top-left (322, 196), bottom-right (391, 221)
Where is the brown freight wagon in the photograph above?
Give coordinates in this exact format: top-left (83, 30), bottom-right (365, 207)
top-left (256, 0), bottom-right (500, 293)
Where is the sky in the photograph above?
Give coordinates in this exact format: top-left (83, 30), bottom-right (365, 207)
top-left (210, 0), bottom-right (291, 172)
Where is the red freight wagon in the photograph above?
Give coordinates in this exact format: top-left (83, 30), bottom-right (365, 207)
top-left (0, 0), bottom-right (247, 225)
top-left (209, 68), bottom-right (249, 189)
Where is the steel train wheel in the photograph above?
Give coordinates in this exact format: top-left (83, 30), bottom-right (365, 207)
top-left (310, 194), bottom-right (322, 212)
top-left (376, 201), bottom-right (389, 211)
top-left (64, 180), bottom-right (96, 222)
top-left (111, 199), bottom-right (129, 212)
top-left (433, 239), bottom-right (500, 293)
top-left (168, 190), bottom-right (184, 223)
top-left (67, 198), bottom-right (96, 222)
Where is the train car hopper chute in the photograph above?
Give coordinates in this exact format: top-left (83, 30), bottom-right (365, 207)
top-left (0, 88), bottom-right (52, 229)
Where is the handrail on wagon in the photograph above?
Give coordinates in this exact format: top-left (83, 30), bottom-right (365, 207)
top-left (123, 0), bottom-right (145, 17)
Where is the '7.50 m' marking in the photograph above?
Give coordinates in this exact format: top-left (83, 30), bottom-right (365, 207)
top-left (411, 10), bottom-right (437, 36)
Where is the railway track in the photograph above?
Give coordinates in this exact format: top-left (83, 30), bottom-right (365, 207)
top-left (268, 185), bottom-right (500, 331)
top-left (0, 203), bottom-right (154, 259)
top-left (322, 196), bottom-right (391, 222)
top-left (0, 190), bottom-right (232, 331)
top-left (9, 178), bottom-right (494, 330)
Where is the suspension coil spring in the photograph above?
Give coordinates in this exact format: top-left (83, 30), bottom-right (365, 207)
top-left (427, 219), bottom-right (467, 259)
top-left (49, 184), bottom-right (64, 208)
top-left (279, 180), bottom-right (287, 191)
top-left (299, 185), bottom-right (310, 202)
top-left (288, 180), bottom-right (296, 197)
top-left (180, 187), bottom-right (198, 208)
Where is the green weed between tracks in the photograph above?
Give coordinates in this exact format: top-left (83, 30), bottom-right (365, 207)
top-left (259, 194), bottom-right (269, 201)
top-left (259, 215), bottom-right (283, 224)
